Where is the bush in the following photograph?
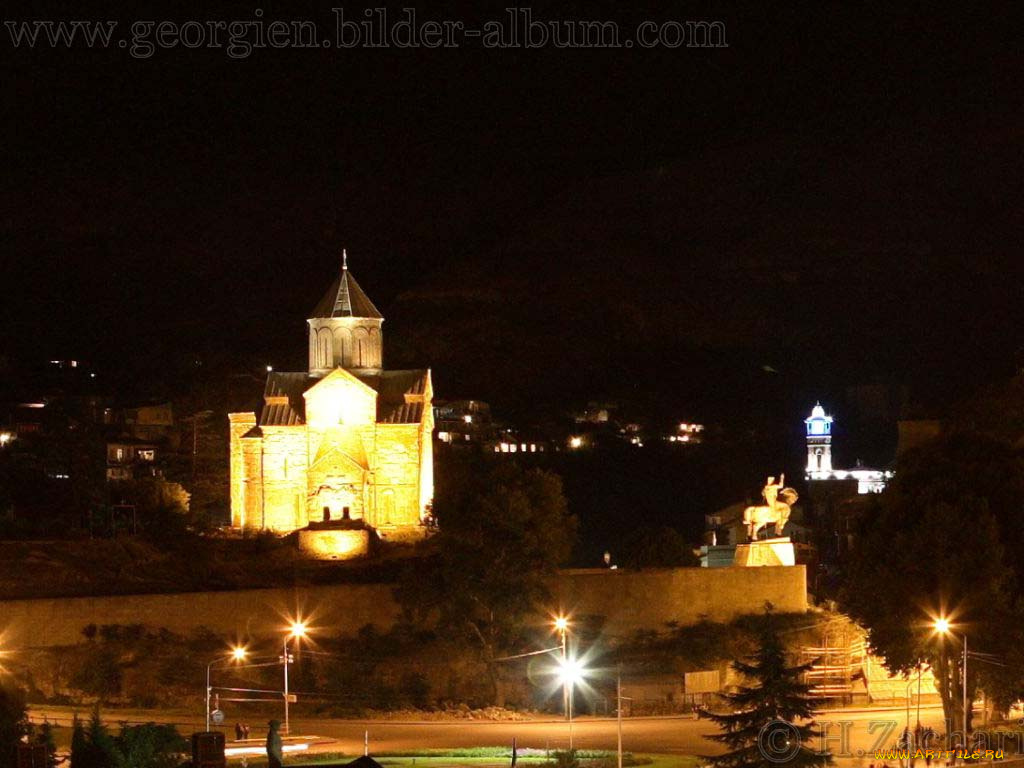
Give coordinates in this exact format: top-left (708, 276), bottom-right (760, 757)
top-left (70, 710), bottom-right (188, 768)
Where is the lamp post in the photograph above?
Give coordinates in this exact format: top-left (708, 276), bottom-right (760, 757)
top-left (917, 661), bottom-right (923, 733)
top-left (283, 622), bottom-right (307, 735)
top-left (554, 617), bottom-right (569, 722)
top-left (616, 666), bottom-right (633, 768)
top-left (206, 646), bottom-right (247, 732)
top-left (558, 655), bottom-right (586, 751)
top-left (934, 618), bottom-right (969, 737)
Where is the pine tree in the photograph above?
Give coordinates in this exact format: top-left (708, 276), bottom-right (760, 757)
top-left (37, 721), bottom-right (58, 768)
top-left (0, 683), bottom-right (29, 767)
top-left (702, 616), bottom-right (831, 768)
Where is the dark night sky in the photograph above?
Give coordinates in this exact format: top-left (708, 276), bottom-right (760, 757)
top-left (2, 3), bottom-right (1022, 436)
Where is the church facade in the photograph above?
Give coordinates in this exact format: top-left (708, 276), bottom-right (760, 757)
top-left (228, 254), bottom-right (434, 541)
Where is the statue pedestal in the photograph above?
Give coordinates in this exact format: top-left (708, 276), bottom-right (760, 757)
top-left (734, 537), bottom-right (795, 567)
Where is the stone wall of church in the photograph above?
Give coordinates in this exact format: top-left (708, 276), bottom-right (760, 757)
top-left (259, 427), bottom-right (310, 531)
top-left (228, 413), bottom-right (256, 529)
top-left (418, 407), bottom-right (435, 518)
top-left (372, 424), bottom-right (422, 532)
top-left (240, 439), bottom-right (264, 529)
top-left (305, 424), bottom-right (376, 524)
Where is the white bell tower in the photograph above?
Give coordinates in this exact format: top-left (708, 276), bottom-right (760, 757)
top-left (805, 402), bottom-right (833, 477)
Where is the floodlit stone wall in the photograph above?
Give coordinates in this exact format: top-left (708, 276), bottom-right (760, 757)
top-left (296, 529), bottom-right (371, 559)
top-left (0, 566), bottom-right (806, 648)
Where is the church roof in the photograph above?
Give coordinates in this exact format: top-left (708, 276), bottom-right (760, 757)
top-left (311, 255), bottom-right (383, 320)
top-left (354, 370), bottom-right (428, 424)
top-left (260, 369), bottom-right (429, 426)
top-left (261, 372), bottom-right (309, 426)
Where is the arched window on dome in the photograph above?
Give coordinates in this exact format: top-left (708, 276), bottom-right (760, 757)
top-left (352, 327), bottom-right (370, 368)
top-left (368, 327), bottom-right (382, 366)
top-left (317, 328), bottom-right (332, 369)
top-left (334, 326), bottom-right (351, 367)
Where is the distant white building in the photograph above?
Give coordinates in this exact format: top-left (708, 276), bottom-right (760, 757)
top-left (804, 403), bottom-right (891, 493)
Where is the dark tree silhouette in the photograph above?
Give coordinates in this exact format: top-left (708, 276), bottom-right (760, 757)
top-left (840, 432), bottom-right (1024, 733)
top-left (702, 614), bottom-right (830, 768)
top-left (395, 457), bottom-right (576, 705)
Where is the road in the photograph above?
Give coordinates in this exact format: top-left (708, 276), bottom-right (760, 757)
top-left (30, 703), bottom-right (950, 760)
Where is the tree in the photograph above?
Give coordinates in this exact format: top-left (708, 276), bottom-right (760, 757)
top-left (396, 458), bottom-right (576, 705)
top-left (0, 683), bottom-right (29, 766)
top-left (702, 615), bottom-right (830, 768)
top-left (619, 525), bottom-right (699, 568)
top-left (840, 432), bottom-right (1024, 734)
top-left (69, 709), bottom-right (121, 768)
top-left (35, 721), bottom-right (58, 768)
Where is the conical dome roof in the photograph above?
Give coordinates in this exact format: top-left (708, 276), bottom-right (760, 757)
top-left (310, 251), bottom-right (383, 319)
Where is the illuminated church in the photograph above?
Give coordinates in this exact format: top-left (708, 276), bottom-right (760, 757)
top-left (229, 253), bottom-right (434, 541)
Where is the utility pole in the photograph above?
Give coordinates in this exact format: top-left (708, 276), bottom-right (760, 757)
top-left (617, 670), bottom-right (623, 768)
top-left (616, 666), bottom-right (632, 768)
top-left (962, 634), bottom-right (968, 738)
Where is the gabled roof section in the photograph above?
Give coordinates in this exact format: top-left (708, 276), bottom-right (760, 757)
top-left (258, 369), bottom-right (429, 426)
top-left (311, 252), bottom-right (383, 320)
top-left (305, 366), bottom-right (380, 400)
top-left (261, 372), bottom-right (312, 426)
top-left (354, 369), bottom-right (430, 424)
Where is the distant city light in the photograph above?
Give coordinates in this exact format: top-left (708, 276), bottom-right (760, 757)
top-left (568, 436), bottom-right (583, 449)
top-left (463, 414), bottom-right (473, 424)
top-left (266, 365), bottom-right (274, 372)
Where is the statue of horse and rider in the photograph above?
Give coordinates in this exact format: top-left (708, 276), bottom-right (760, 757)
top-left (743, 473), bottom-right (798, 541)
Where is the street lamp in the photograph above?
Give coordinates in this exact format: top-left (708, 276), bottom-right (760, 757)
top-left (558, 655), bottom-right (586, 750)
top-left (553, 616), bottom-right (570, 721)
top-left (934, 617), bottom-right (969, 737)
top-left (206, 646), bottom-right (247, 731)
top-left (283, 621), bottom-right (308, 735)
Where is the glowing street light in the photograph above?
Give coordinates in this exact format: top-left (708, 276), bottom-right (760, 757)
top-left (557, 653), bottom-right (587, 750)
top-left (558, 656), bottom-right (586, 686)
top-left (552, 616), bottom-right (570, 722)
top-left (933, 617), bottom-right (969, 735)
top-left (283, 621), bottom-right (308, 734)
top-left (206, 646), bottom-right (248, 731)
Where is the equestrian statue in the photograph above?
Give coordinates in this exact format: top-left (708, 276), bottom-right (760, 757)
top-left (742, 473), bottom-right (799, 541)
